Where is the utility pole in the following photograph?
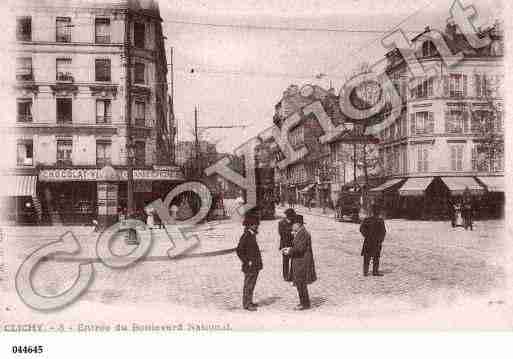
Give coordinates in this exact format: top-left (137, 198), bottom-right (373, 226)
top-left (194, 105), bottom-right (199, 178)
top-left (353, 144), bottom-right (357, 184)
top-left (169, 47), bottom-right (175, 164)
top-left (124, 13), bottom-right (134, 218)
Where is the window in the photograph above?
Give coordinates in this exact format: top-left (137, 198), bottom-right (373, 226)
top-left (134, 101), bottom-right (145, 126)
top-left (134, 22), bottom-right (145, 48)
top-left (56, 17), bottom-right (72, 42)
top-left (57, 98), bottom-right (72, 124)
top-left (422, 41), bottom-right (438, 57)
top-left (56, 139), bottom-right (73, 166)
top-left (450, 145), bottom-right (464, 171)
top-left (96, 141), bottom-right (111, 166)
top-left (410, 112), bottom-right (434, 135)
top-left (95, 18), bottom-right (110, 44)
top-left (134, 63), bottom-right (145, 84)
top-left (411, 77), bottom-right (433, 99)
top-left (56, 58), bottom-right (73, 82)
top-left (445, 74), bottom-right (467, 98)
top-left (16, 57), bottom-right (33, 81)
top-left (416, 145), bottom-right (429, 172)
top-left (17, 141), bottom-right (33, 166)
top-left (289, 125), bottom-right (304, 147)
top-left (16, 17), bottom-right (31, 41)
top-left (134, 141), bottom-right (146, 166)
top-left (95, 59), bottom-right (111, 82)
top-left (445, 109), bottom-right (468, 134)
top-left (96, 99), bottom-right (111, 124)
top-left (475, 74), bottom-right (491, 98)
top-left (17, 99), bottom-right (33, 122)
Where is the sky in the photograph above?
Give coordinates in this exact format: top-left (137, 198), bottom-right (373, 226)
top-left (159, 0), bottom-right (502, 153)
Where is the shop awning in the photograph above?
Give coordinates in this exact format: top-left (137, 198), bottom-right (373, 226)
top-left (370, 178), bottom-right (405, 192)
top-left (398, 177), bottom-right (434, 196)
top-left (441, 177), bottom-right (484, 195)
top-left (477, 177), bottom-right (504, 192)
top-left (1, 176), bottom-right (37, 197)
top-left (299, 183), bottom-right (316, 193)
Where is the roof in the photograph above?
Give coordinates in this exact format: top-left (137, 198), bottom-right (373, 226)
top-left (19, 0), bottom-right (161, 16)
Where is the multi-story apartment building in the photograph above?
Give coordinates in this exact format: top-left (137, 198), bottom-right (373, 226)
top-left (369, 21), bottom-right (504, 218)
top-left (272, 84), bottom-right (345, 208)
top-left (6, 0), bottom-right (182, 224)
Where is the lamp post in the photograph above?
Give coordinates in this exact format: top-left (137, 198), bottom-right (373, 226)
top-left (127, 138), bottom-right (135, 218)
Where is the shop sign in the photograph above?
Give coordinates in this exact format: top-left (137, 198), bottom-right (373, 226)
top-left (39, 168), bottom-right (185, 182)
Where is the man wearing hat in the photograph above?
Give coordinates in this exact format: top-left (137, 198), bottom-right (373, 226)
top-left (282, 215), bottom-right (317, 310)
top-left (278, 208), bottom-right (296, 281)
top-left (236, 214), bottom-right (262, 311)
top-left (359, 204), bottom-right (386, 276)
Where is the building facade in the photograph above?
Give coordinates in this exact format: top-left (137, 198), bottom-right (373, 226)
top-left (5, 0), bottom-right (182, 224)
top-left (369, 22), bottom-right (504, 219)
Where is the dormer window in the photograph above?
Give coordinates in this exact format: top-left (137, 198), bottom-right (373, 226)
top-left (422, 41), bottom-right (437, 58)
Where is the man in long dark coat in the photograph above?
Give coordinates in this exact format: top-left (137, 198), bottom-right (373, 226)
top-left (283, 215), bottom-right (317, 310)
top-left (359, 204), bottom-right (386, 276)
top-left (278, 208), bottom-right (296, 281)
top-left (236, 215), bottom-right (262, 311)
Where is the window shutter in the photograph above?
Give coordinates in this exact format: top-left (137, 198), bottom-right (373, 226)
top-left (475, 74), bottom-right (481, 97)
top-left (427, 112), bottom-right (434, 133)
top-left (423, 148), bottom-right (429, 172)
top-left (443, 75), bottom-right (449, 96)
top-left (410, 113), bottom-right (416, 135)
top-left (496, 110), bottom-right (502, 131)
top-left (471, 147), bottom-right (477, 171)
top-left (463, 75), bottom-right (468, 97)
top-left (428, 78), bottom-right (434, 97)
top-left (417, 146), bottom-right (422, 172)
top-left (444, 110), bottom-right (450, 133)
top-left (457, 146), bottom-right (463, 171)
top-left (451, 146), bottom-right (456, 171)
top-left (462, 110), bottom-right (469, 133)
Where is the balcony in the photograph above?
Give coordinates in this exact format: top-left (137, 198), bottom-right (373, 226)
top-left (56, 159), bottom-right (72, 167)
top-left (96, 158), bottom-right (111, 167)
top-left (17, 115), bottom-right (33, 123)
top-left (96, 116), bottom-right (112, 124)
top-left (56, 33), bottom-right (71, 43)
top-left (16, 73), bottom-right (33, 82)
top-left (95, 34), bottom-right (111, 44)
top-left (57, 117), bottom-right (72, 125)
top-left (57, 72), bottom-right (74, 83)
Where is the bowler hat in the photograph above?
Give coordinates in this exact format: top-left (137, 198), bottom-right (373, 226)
top-left (292, 214), bottom-right (305, 225)
top-left (243, 215), bottom-right (259, 227)
top-left (284, 208), bottom-right (296, 218)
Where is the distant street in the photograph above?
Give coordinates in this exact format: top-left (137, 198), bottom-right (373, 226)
top-left (1, 208), bottom-right (506, 318)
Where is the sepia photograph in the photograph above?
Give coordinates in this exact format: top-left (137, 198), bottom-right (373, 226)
top-left (0, 0), bottom-right (512, 355)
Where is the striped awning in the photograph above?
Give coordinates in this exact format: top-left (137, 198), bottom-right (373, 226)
top-left (477, 177), bottom-right (504, 193)
top-left (1, 176), bottom-right (37, 197)
top-left (398, 177), bottom-right (434, 196)
top-left (370, 178), bottom-right (405, 192)
top-left (441, 177), bottom-right (484, 196)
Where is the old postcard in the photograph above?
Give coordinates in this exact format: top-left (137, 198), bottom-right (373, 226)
top-left (0, 0), bottom-right (512, 345)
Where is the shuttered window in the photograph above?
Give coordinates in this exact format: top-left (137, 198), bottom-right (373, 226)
top-left (134, 63), bottom-right (145, 84)
top-left (95, 18), bottom-right (110, 44)
top-left (17, 17), bottom-right (31, 41)
top-left (450, 145), bottom-right (464, 171)
top-left (56, 17), bottom-right (72, 42)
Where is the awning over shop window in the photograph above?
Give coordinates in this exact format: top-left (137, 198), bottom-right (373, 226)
top-left (477, 177), bottom-right (504, 193)
top-left (299, 183), bottom-right (316, 193)
top-left (1, 176), bottom-right (37, 197)
top-left (370, 178), bottom-right (404, 192)
top-left (398, 177), bottom-right (434, 196)
top-left (441, 177), bottom-right (484, 195)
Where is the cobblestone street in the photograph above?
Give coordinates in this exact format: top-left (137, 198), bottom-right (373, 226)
top-left (1, 207), bottom-right (508, 323)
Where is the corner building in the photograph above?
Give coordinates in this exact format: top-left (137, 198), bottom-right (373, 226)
top-left (6, 0), bottom-right (182, 224)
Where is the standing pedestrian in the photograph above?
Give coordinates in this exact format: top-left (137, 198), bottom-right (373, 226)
top-left (236, 215), bottom-right (262, 311)
top-left (278, 208), bottom-right (296, 281)
top-left (282, 215), bottom-right (317, 310)
top-left (359, 204), bottom-right (386, 276)
top-left (462, 187), bottom-right (473, 231)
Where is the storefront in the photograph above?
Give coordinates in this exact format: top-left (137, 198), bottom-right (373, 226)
top-left (397, 176), bottom-right (486, 220)
top-left (368, 178), bottom-right (405, 218)
top-left (38, 166), bottom-right (185, 225)
top-left (0, 175), bottom-right (41, 224)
